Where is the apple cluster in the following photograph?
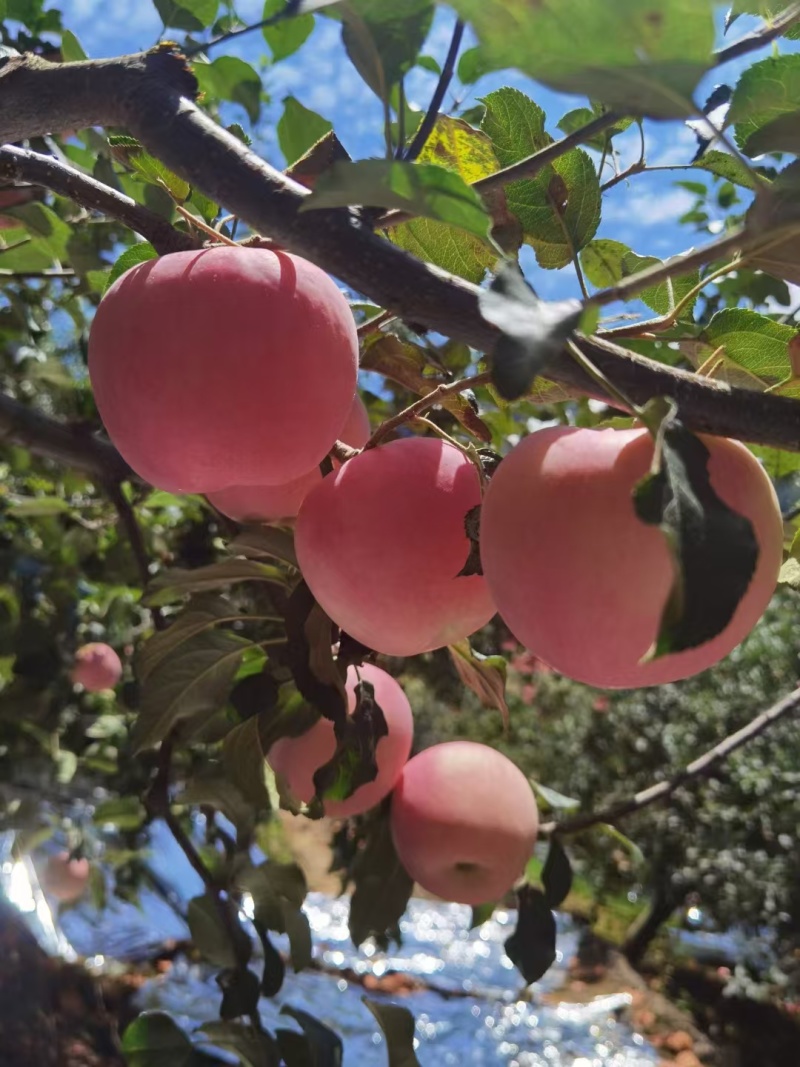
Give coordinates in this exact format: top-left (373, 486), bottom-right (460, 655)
top-left (86, 246), bottom-right (785, 906)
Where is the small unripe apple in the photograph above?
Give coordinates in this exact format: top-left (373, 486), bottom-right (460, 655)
top-left (40, 851), bottom-right (91, 903)
top-left (71, 643), bottom-right (122, 692)
top-left (480, 427), bottom-right (784, 689)
top-left (207, 394), bottom-right (370, 523)
top-left (295, 437), bottom-right (496, 656)
top-left (268, 664), bottom-right (413, 818)
top-left (88, 246), bottom-right (358, 493)
top-left (390, 741), bottom-right (539, 905)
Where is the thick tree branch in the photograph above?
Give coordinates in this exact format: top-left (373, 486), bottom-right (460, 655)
top-left (0, 391), bottom-right (132, 480)
top-left (542, 686), bottom-right (800, 837)
top-left (2, 50), bottom-right (800, 452)
top-left (0, 144), bottom-right (195, 256)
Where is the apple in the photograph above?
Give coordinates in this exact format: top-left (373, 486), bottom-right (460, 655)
top-left (88, 246), bottom-right (358, 493)
top-left (480, 426), bottom-right (784, 689)
top-left (207, 394), bottom-right (370, 522)
top-left (295, 437), bottom-right (496, 656)
top-left (268, 663), bottom-right (413, 818)
top-left (390, 741), bottom-right (539, 905)
top-left (40, 851), bottom-right (91, 903)
top-left (71, 642), bottom-right (123, 691)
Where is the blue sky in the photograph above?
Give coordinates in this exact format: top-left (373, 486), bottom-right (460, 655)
top-left (61, 1), bottom-right (800, 310)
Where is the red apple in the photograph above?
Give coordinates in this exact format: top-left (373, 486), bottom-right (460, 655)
top-left (480, 426), bottom-right (784, 689)
top-left (390, 741), bottom-right (539, 905)
top-left (268, 663), bottom-right (413, 818)
top-left (40, 851), bottom-right (91, 903)
top-left (71, 643), bottom-right (122, 692)
top-left (88, 246), bottom-right (358, 493)
top-left (295, 437), bottom-right (496, 656)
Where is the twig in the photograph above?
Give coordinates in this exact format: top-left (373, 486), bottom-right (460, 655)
top-left (0, 391), bottom-right (132, 480)
top-left (357, 308), bottom-right (396, 338)
top-left (714, 1), bottom-right (800, 66)
top-left (103, 478), bottom-right (166, 631)
top-left (0, 145), bottom-right (195, 256)
top-left (365, 371), bottom-right (490, 448)
top-left (403, 19), bottom-right (465, 163)
top-left (184, 1), bottom-right (303, 57)
top-left (541, 686), bottom-right (800, 836)
top-left (601, 163), bottom-right (702, 193)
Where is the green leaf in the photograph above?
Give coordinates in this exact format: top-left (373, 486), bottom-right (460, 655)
top-left (450, 0), bottom-right (715, 118)
top-left (60, 29), bottom-right (87, 61)
top-left (349, 809), bottom-right (413, 948)
top-left (457, 45), bottom-right (493, 86)
top-left (703, 307), bottom-right (798, 386)
top-left (7, 495), bottom-right (70, 517)
top-left (277, 96), bottom-right (333, 167)
top-left (448, 640), bottom-right (508, 725)
top-left (362, 999), bottom-right (421, 1067)
top-left (284, 580), bottom-right (348, 722)
top-left (134, 629), bottom-right (249, 751)
top-left (218, 966), bottom-right (261, 1022)
top-left (108, 135), bottom-right (191, 201)
top-left (530, 781), bottom-right (580, 812)
top-left (122, 1012), bottom-right (192, 1067)
top-left (280, 1006), bottom-right (343, 1066)
top-left (746, 160), bottom-right (800, 284)
top-left (779, 557), bottom-right (800, 589)
top-left (143, 559), bottom-right (286, 607)
top-left (301, 159), bottom-right (493, 242)
top-left (187, 893), bottom-right (251, 969)
top-left (541, 838), bottom-right (572, 909)
top-left (312, 679), bottom-right (388, 806)
top-left (153, 0), bottom-right (218, 31)
top-left (262, 0), bottom-right (315, 59)
top-left (341, 0), bottom-right (434, 98)
top-left (632, 402), bottom-right (760, 659)
top-left (137, 596), bottom-right (239, 682)
top-left (198, 1021), bottom-right (280, 1067)
top-left (93, 796), bottom-right (146, 831)
top-left (5, 202), bottom-right (71, 261)
top-left (107, 243), bottom-right (158, 290)
top-left (480, 261), bottom-right (583, 401)
top-left (595, 822), bottom-right (645, 867)
top-left (504, 885), bottom-right (557, 985)
top-left (194, 56), bottom-right (263, 123)
top-left (181, 771), bottom-right (255, 840)
top-left (581, 239), bottom-right (699, 317)
top-left (222, 716), bottom-right (272, 810)
top-left (692, 149), bottom-right (760, 191)
top-left (728, 54), bottom-right (800, 156)
top-left (556, 106), bottom-right (633, 150)
top-left (226, 525), bottom-right (299, 567)
top-left (481, 88), bottom-right (601, 268)
top-left (470, 901), bottom-right (496, 928)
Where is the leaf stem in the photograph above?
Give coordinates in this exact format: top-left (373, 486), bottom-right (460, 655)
top-left (365, 370), bottom-right (491, 449)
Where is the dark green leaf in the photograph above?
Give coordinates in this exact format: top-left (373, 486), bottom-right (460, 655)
top-left (262, 0), bottom-right (315, 60)
top-left (181, 771), bottom-right (255, 840)
top-left (137, 596), bottom-right (238, 681)
top-left (448, 640), bottom-right (508, 725)
top-left (692, 149), bottom-right (760, 190)
top-left (198, 1021), bottom-right (281, 1067)
top-left (134, 629), bottom-right (249, 752)
top-left (349, 808), bottom-right (413, 948)
top-left (194, 56), bottom-right (263, 123)
top-left (284, 580), bottom-right (348, 722)
top-left (450, 0), bottom-right (715, 118)
top-left (217, 967), bottom-right (261, 1021)
top-left (222, 716), bottom-right (272, 810)
top-left (632, 402), bottom-right (760, 658)
top-left (257, 925), bottom-right (287, 997)
top-left (313, 680), bottom-right (387, 806)
top-left (504, 885), bottom-right (557, 985)
top-left (301, 159), bottom-right (493, 242)
top-left (143, 560), bottom-right (286, 607)
top-left (153, 0), bottom-right (218, 30)
top-left (470, 901), bottom-right (496, 929)
top-left (122, 1012), bottom-right (191, 1067)
top-left (341, 0), bottom-right (433, 98)
top-left (226, 525), bottom-right (299, 568)
top-left (541, 837), bottom-right (572, 908)
top-left (363, 999), bottom-right (421, 1067)
top-left (276, 1029), bottom-right (315, 1066)
top-left (277, 96), bottom-right (334, 167)
top-left (728, 54), bottom-right (800, 156)
top-left (187, 893), bottom-right (251, 969)
top-left (480, 261), bottom-right (583, 400)
top-left (5, 202), bottom-right (71, 261)
top-left (280, 1006), bottom-right (343, 1067)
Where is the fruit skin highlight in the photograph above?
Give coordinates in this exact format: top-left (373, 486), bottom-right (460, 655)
top-left (71, 642), bottom-right (123, 691)
top-left (480, 426), bottom-right (784, 689)
top-left (88, 246), bottom-right (358, 494)
top-left (390, 741), bottom-right (539, 906)
top-left (295, 437), bottom-right (496, 656)
top-left (267, 664), bottom-right (413, 818)
top-left (207, 395), bottom-right (370, 522)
